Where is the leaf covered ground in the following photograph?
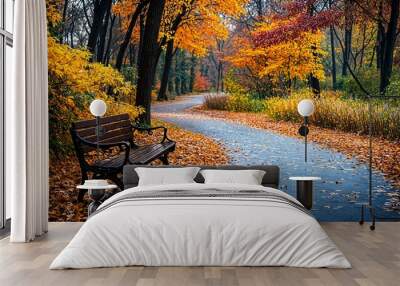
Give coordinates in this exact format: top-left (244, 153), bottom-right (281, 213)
top-left (191, 106), bottom-right (400, 189)
top-left (49, 121), bottom-right (228, 222)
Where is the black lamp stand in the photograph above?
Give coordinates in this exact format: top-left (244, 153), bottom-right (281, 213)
top-left (359, 95), bottom-right (400, 231)
top-left (298, 116), bottom-right (310, 162)
top-left (95, 116), bottom-right (105, 159)
top-left (359, 96), bottom-right (376, 230)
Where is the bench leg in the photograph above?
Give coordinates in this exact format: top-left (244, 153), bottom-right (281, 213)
top-left (109, 174), bottom-right (124, 190)
top-left (160, 153), bottom-right (170, 165)
top-left (77, 189), bottom-right (87, 202)
top-left (77, 171), bottom-right (89, 202)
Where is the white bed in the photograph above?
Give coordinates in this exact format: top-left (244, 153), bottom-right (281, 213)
top-left (50, 182), bottom-right (351, 269)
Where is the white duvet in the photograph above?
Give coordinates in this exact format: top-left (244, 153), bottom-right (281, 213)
top-left (50, 183), bottom-right (351, 269)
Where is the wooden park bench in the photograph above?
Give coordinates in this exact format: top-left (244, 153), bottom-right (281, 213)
top-left (70, 114), bottom-right (176, 201)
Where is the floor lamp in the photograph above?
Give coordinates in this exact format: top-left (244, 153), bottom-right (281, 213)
top-left (359, 95), bottom-right (400, 231)
top-left (89, 99), bottom-right (107, 159)
top-left (297, 99), bottom-right (315, 163)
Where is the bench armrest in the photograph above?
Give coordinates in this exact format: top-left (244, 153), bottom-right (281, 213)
top-left (132, 125), bottom-right (173, 143)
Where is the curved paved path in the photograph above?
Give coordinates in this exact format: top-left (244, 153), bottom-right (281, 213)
top-left (153, 95), bottom-right (399, 221)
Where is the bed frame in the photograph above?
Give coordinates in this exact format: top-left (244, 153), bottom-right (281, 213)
top-left (123, 165), bottom-right (280, 189)
top-left (88, 165), bottom-right (280, 215)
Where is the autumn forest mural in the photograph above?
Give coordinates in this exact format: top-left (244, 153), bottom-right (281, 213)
top-left (47, 0), bottom-right (400, 222)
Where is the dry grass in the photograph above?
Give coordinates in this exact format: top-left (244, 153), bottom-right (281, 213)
top-left (205, 91), bottom-right (400, 140)
top-left (203, 94), bottom-right (229, 110)
top-left (264, 92), bottom-right (400, 140)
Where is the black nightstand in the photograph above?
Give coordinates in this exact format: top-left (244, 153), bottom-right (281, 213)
top-left (289, 177), bottom-right (321, 210)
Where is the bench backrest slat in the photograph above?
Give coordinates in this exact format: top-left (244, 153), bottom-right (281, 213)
top-left (99, 134), bottom-right (132, 144)
top-left (73, 114), bottom-right (130, 129)
top-left (71, 114), bottom-right (132, 153)
top-left (76, 120), bottom-right (131, 138)
top-left (83, 126), bottom-right (131, 143)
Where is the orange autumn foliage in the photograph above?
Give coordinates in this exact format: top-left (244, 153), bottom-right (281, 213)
top-left (228, 18), bottom-right (326, 86)
top-left (193, 72), bottom-right (211, 92)
top-left (114, 0), bottom-right (247, 56)
top-left (170, 0), bottom-right (246, 55)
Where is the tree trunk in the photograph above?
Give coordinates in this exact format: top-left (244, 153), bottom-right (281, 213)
top-left (69, 21), bottom-right (75, 48)
top-left (256, 0), bottom-right (263, 17)
top-left (377, 24), bottom-right (385, 70)
top-left (342, 28), bottom-right (352, 76)
top-left (115, 1), bottom-right (148, 70)
top-left (137, 13), bottom-right (145, 70)
top-left (158, 39), bottom-right (175, 101)
top-left (180, 52), bottom-right (187, 94)
top-left (329, 0), bottom-right (337, 90)
top-left (96, 0), bottom-right (112, 62)
top-left (216, 62), bottom-right (224, 92)
top-left (60, 0), bottom-right (69, 44)
top-left (380, 0), bottom-right (400, 93)
top-left (342, 0), bottom-right (353, 76)
top-left (200, 61), bottom-right (208, 77)
top-left (135, 0), bottom-right (166, 125)
top-left (87, 0), bottom-right (110, 55)
top-left (308, 75), bottom-right (321, 96)
top-left (189, 55), bottom-right (197, 93)
top-left (104, 15), bottom-right (115, 65)
top-left (306, 3), bottom-right (321, 97)
top-left (216, 63), bottom-right (221, 93)
top-left (330, 26), bottom-right (337, 89)
top-left (175, 51), bottom-right (181, 95)
top-left (376, 0), bottom-right (385, 70)
top-left (168, 69), bottom-right (175, 96)
top-left (129, 44), bottom-right (136, 66)
top-left (309, 43), bottom-right (321, 96)
top-left (219, 62), bottom-right (224, 92)
top-left (308, 43), bottom-right (321, 95)
top-left (358, 24), bottom-right (367, 69)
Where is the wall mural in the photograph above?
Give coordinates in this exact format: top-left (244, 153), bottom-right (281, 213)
top-left (47, 0), bottom-right (400, 222)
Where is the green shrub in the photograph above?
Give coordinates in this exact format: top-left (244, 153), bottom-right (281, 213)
top-left (203, 94), bottom-right (266, 112)
top-left (227, 94), bottom-right (267, 112)
top-left (385, 73), bottom-right (400, 97)
top-left (339, 69), bottom-right (379, 99)
top-left (225, 71), bottom-right (249, 96)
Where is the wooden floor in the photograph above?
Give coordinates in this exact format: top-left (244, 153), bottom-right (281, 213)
top-left (0, 222), bottom-right (399, 286)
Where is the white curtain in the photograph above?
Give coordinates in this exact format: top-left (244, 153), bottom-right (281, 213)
top-left (8, 0), bottom-right (49, 242)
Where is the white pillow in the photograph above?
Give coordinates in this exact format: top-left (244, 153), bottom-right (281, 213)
top-left (200, 169), bottom-right (266, 185)
top-left (135, 167), bottom-right (201, 186)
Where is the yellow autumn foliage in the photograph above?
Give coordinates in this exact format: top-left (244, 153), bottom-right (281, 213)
top-left (48, 36), bottom-right (141, 155)
top-left (48, 37), bottom-right (137, 102)
top-left (46, 0), bottom-right (63, 25)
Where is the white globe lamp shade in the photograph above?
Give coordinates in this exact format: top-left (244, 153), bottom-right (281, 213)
top-left (297, 99), bottom-right (315, 117)
top-left (90, 99), bottom-right (107, 117)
